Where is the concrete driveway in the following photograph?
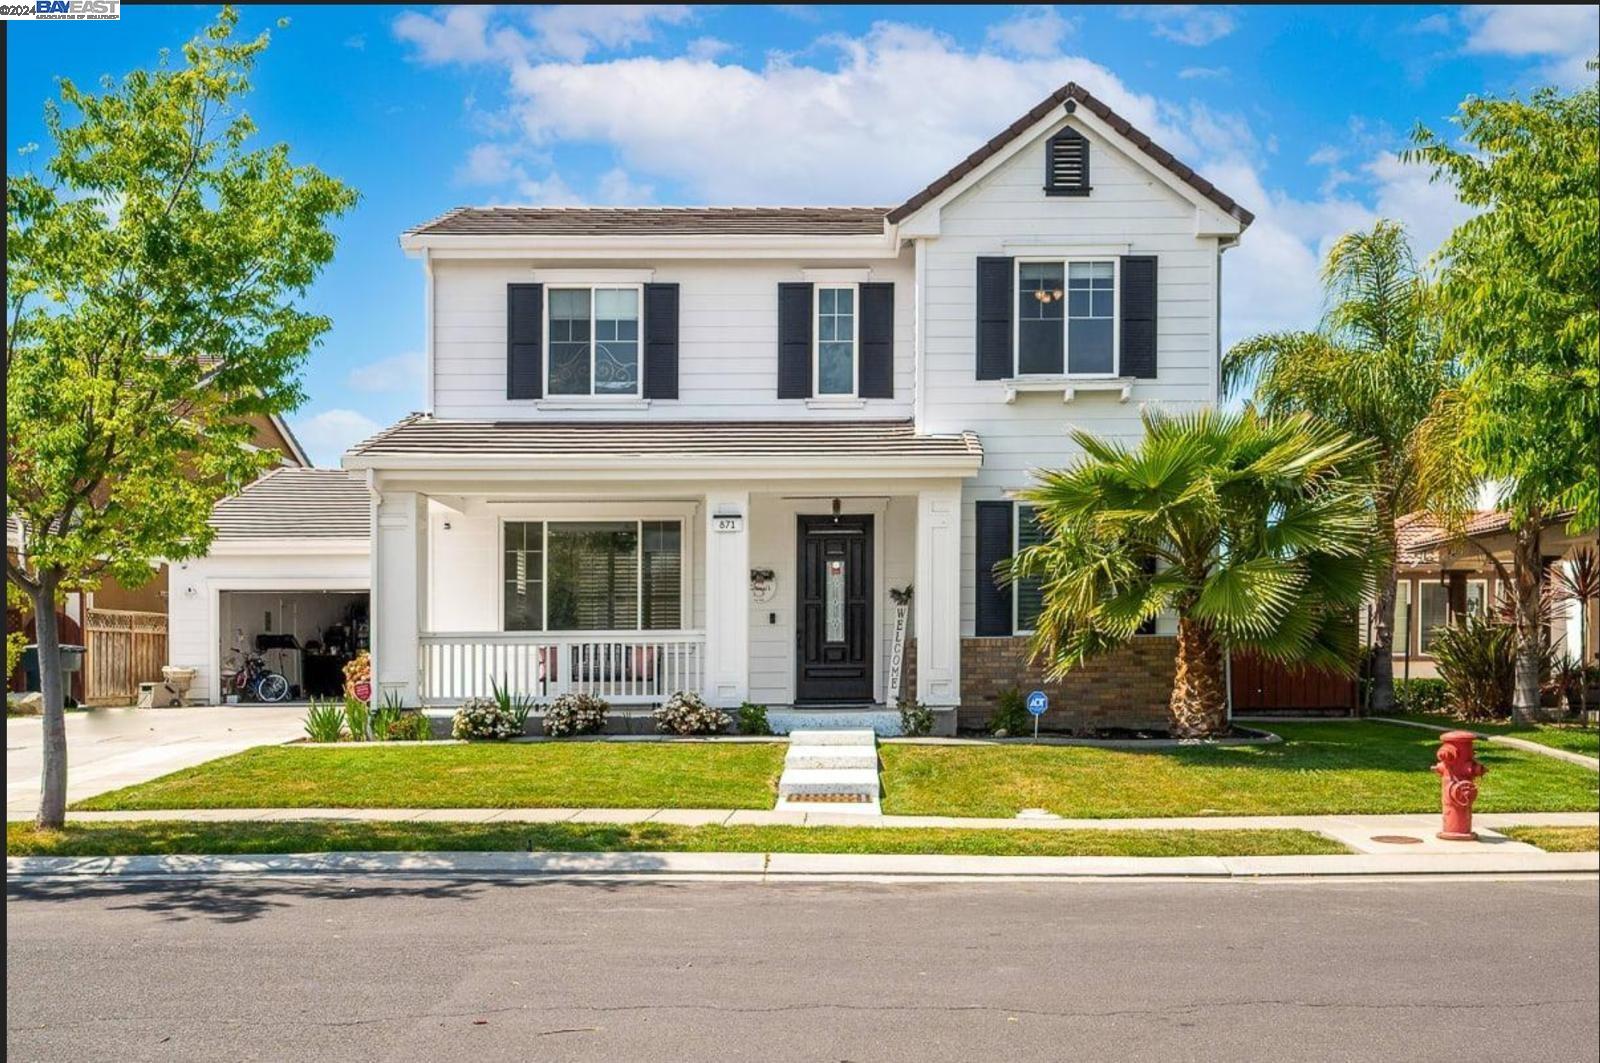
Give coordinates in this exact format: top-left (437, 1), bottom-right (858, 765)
top-left (6, 704), bottom-right (304, 817)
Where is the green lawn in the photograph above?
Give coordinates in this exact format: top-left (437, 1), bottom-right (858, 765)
top-left (877, 722), bottom-right (1600, 819)
top-left (1380, 713), bottom-right (1599, 758)
top-left (1500, 825), bottom-right (1599, 852)
top-left (5, 820), bottom-right (1345, 859)
top-left (73, 742), bottom-right (787, 812)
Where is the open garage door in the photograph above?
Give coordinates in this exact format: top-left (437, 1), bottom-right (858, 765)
top-left (218, 590), bottom-right (369, 703)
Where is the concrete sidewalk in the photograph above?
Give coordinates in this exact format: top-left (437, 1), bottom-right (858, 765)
top-left (20, 806), bottom-right (1598, 856)
top-left (9, 847), bottom-right (1597, 883)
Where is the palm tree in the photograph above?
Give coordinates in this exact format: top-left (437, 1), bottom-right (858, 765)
top-left (1223, 221), bottom-right (1468, 715)
top-left (1011, 409), bottom-right (1378, 738)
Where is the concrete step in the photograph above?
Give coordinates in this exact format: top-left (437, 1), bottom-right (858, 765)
top-left (768, 711), bottom-right (901, 736)
top-left (776, 767), bottom-right (880, 798)
top-left (785, 744), bottom-right (879, 771)
top-left (784, 728), bottom-right (877, 747)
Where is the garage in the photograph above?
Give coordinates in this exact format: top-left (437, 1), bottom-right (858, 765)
top-left (167, 469), bottom-right (372, 705)
top-left (218, 589), bottom-right (369, 702)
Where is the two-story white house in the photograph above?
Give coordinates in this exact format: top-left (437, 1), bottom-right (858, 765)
top-left (343, 82), bottom-right (1252, 734)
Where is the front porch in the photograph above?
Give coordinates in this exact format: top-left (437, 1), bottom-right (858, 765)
top-left (350, 422), bottom-right (982, 729)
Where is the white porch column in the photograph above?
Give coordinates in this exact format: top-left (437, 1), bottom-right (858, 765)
top-left (373, 489), bottom-right (428, 706)
top-left (915, 485), bottom-right (963, 707)
top-left (703, 489), bottom-right (750, 707)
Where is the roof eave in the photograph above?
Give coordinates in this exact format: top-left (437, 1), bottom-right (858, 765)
top-left (342, 450), bottom-right (983, 479)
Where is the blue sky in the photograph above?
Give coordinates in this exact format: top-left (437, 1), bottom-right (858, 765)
top-left (7, 4), bottom-right (1596, 464)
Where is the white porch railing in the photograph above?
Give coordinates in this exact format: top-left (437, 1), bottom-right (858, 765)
top-left (418, 631), bottom-right (706, 706)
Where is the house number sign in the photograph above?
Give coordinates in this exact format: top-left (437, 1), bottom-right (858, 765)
top-left (714, 515), bottom-right (744, 533)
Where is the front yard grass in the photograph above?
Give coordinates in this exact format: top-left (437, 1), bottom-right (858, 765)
top-left (5, 821), bottom-right (1346, 859)
top-left (1500, 825), bottom-right (1600, 852)
top-left (73, 742), bottom-right (787, 812)
top-left (878, 722), bottom-right (1600, 819)
top-left (1379, 713), bottom-right (1599, 758)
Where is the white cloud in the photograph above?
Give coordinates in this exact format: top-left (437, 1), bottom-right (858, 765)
top-left (595, 167), bottom-right (655, 204)
top-left (1306, 145), bottom-right (1343, 167)
top-left (346, 353), bottom-right (426, 395)
top-left (1177, 65), bottom-right (1229, 80)
top-left (457, 142), bottom-right (524, 185)
top-left (395, 4), bottom-right (694, 65)
top-left (292, 409), bottom-right (383, 468)
top-left (1411, 13), bottom-right (1452, 35)
top-left (986, 6), bottom-right (1077, 58)
top-left (1121, 6), bottom-right (1238, 47)
top-left (686, 36), bottom-right (733, 61)
top-left (1461, 5), bottom-right (1599, 86)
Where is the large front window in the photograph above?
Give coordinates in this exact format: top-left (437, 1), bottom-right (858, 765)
top-left (503, 520), bottom-right (682, 631)
top-left (547, 286), bottom-right (640, 397)
top-left (1016, 259), bottom-right (1116, 376)
top-left (815, 285), bottom-right (857, 395)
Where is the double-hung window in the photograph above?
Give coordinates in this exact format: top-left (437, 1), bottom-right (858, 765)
top-left (1417, 578), bottom-right (1489, 655)
top-left (815, 284), bottom-right (858, 396)
top-left (1015, 259), bottom-right (1117, 377)
top-left (503, 519), bottom-right (683, 631)
top-left (547, 286), bottom-right (641, 397)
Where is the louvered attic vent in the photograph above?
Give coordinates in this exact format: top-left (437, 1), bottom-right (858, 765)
top-left (1045, 128), bottom-right (1090, 196)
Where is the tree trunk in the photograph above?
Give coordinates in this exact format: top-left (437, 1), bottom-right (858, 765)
top-left (1510, 518), bottom-right (1545, 724)
top-left (32, 570), bottom-right (69, 829)
top-left (1170, 617), bottom-right (1228, 738)
top-left (1366, 498), bottom-right (1400, 716)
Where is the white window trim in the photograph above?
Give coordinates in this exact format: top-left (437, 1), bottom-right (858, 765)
top-left (498, 516), bottom-right (688, 633)
top-left (544, 283), bottom-right (645, 400)
top-left (813, 282), bottom-right (861, 398)
top-left (1011, 256), bottom-right (1120, 380)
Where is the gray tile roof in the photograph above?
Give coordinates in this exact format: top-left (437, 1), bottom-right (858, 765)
top-left (346, 416), bottom-right (982, 463)
top-left (408, 206), bottom-right (891, 237)
top-left (209, 468), bottom-right (370, 541)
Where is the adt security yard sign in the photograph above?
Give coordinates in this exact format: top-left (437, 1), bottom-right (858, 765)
top-left (1026, 690), bottom-right (1048, 740)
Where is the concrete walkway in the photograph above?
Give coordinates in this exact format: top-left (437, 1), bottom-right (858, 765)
top-left (24, 806), bottom-right (1597, 856)
top-left (5, 704), bottom-right (305, 816)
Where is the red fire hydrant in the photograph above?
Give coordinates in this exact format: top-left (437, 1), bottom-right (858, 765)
top-left (1432, 731), bottom-right (1486, 841)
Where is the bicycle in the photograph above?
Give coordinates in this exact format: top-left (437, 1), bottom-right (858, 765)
top-left (227, 648), bottom-right (291, 703)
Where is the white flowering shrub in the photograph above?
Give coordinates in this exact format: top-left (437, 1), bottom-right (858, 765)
top-left (450, 697), bottom-right (522, 740)
top-left (897, 698), bottom-right (934, 737)
top-left (653, 690), bottom-right (731, 735)
top-left (544, 692), bottom-right (609, 737)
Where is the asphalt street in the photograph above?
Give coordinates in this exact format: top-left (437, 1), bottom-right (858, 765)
top-left (6, 876), bottom-right (1598, 1062)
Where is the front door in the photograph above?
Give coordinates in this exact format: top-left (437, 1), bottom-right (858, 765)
top-left (796, 515), bottom-right (874, 704)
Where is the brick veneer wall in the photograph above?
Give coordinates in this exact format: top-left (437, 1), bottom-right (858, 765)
top-left (904, 636), bottom-right (1177, 733)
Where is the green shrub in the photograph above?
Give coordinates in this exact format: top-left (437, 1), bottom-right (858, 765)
top-left (898, 698), bottom-right (933, 737)
top-left (1431, 615), bottom-right (1516, 721)
top-left (343, 696), bottom-right (370, 741)
top-left (451, 697), bottom-right (522, 740)
top-left (543, 692), bottom-right (609, 737)
top-left (987, 687), bottom-right (1031, 736)
top-left (737, 702), bottom-right (772, 736)
top-left (383, 711), bottom-right (432, 742)
top-left (490, 677), bottom-right (535, 734)
top-left (1392, 678), bottom-right (1450, 716)
top-left (303, 699), bottom-right (345, 743)
top-left (654, 690), bottom-right (731, 735)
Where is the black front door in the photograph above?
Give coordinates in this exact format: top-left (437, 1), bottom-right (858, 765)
top-left (796, 515), bottom-right (874, 704)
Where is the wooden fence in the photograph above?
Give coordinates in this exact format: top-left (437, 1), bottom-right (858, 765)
top-left (83, 608), bottom-right (168, 706)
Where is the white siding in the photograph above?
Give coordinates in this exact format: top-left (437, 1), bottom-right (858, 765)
top-left (915, 116), bottom-right (1221, 636)
top-left (431, 257), bottom-right (915, 421)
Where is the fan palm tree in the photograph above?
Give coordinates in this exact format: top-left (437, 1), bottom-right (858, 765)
top-left (1010, 408), bottom-right (1378, 738)
top-left (1222, 220), bottom-right (1469, 715)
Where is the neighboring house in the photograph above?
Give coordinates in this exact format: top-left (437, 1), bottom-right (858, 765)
top-left (1370, 511), bottom-right (1599, 683)
top-left (7, 412), bottom-right (310, 705)
top-left (343, 82), bottom-right (1253, 734)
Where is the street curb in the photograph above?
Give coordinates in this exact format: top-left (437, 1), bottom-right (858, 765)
top-left (1371, 717), bottom-right (1600, 771)
top-left (8, 849), bottom-right (1597, 882)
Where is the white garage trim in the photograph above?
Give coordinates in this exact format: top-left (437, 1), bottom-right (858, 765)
top-left (206, 578), bottom-right (370, 705)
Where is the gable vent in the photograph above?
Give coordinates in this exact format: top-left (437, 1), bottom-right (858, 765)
top-left (1045, 128), bottom-right (1090, 196)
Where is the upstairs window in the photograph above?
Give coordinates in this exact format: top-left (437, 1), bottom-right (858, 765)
top-left (547, 286), bottom-right (641, 397)
top-left (815, 284), bottom-right (858, 396)
top-left (1045, 128), bottom-right (1090, 196)
top-left (1015, 259), bottom-right (1118, 377)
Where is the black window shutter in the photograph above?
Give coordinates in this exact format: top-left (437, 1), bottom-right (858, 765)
top-left (777, 282), bottom-right (813, 399)
top-left (643, 283), bottom-right (679, 400)
top-left (858, 282), bottom-right (894, 399)
top-left (506, 283), bottom-right (543, 399)
top-left (974, 500), bottom-right (1015, 637)
top-left (975, 257), bottom-right (1014, 381)
top-left (1137, 556), bottom-right (1158, 635)
top-left (1120, 255), bottom-right (1158, 379)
